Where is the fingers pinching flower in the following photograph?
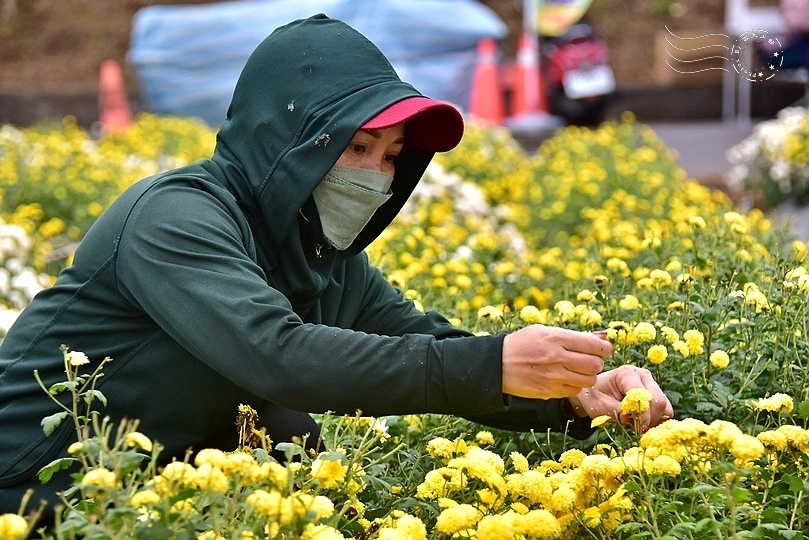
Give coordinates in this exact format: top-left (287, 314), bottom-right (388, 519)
top-left (620, 388), bottom-right (654, 431)
top-left (620, 388), bottom-right (653, 416)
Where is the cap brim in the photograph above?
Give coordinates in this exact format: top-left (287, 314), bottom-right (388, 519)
top-left (362, 96), bottom-right (464, 153)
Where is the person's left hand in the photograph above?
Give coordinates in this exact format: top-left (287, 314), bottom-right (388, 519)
top-left (568, 365), bottom-right (674, 433)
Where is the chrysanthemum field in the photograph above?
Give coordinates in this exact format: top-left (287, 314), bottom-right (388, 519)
top-left (1, 112), bottom-right (809, 539)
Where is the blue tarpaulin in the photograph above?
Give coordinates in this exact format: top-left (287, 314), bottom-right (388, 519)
top-left (128, 0), bottom-right (507, 127)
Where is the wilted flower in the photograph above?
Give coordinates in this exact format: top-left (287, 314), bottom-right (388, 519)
top-left (66, 350), bottom-right (90, 366)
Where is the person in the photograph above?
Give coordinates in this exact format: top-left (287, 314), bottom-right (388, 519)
top-left (0, 14), bottom-right (673, 517)
top-left (780, 0), bottom-right (809, 76)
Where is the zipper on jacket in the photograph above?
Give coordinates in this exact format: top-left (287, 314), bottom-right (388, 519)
top-left (314, 243), bottom-right (322, 258)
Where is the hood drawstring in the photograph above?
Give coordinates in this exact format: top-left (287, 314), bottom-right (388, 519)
top-left (299, 209), bottom-right (323, 259)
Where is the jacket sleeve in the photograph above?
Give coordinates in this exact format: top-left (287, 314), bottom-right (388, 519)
top-left (465, 396), bottom-right (595, 439)
top-left (351, 257), bottom-right (590, 436)
top-left (114, 184), bottom-right (509, 419)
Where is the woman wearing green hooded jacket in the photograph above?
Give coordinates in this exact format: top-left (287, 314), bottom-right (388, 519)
top-left (0, 14), bottom-right (673, 516)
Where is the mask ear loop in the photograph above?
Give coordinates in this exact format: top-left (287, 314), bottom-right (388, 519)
top-left (298, 197), bottom-right (326, 258)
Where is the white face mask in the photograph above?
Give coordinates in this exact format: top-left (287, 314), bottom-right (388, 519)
top-left (311, 164), bottom-right (394, 251)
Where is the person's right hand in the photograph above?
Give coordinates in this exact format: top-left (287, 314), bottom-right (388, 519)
top-left (501, 325), bottom-right (611, 399)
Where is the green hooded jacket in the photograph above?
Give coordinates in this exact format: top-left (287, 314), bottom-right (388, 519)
top-left (0, 14), bottom-right (587, 512)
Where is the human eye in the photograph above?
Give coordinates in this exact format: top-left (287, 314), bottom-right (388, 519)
top-left (349, 141), bottom-right (367, 154)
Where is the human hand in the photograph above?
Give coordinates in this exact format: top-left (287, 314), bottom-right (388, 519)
top-left (569, 365), bottom-right (674, 432)
top-left (501, 325), bottom-right (612, 400)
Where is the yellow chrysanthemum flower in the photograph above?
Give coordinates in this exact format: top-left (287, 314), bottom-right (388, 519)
top-left (634, 322), bottom-right (656, 341)
top-left (577, 289), bottom-right (596, 302)
top-left (683, 329), bottom-right (705, 355)
top-left (644, 455), bottom-right (682, 476)
top-left (618, 295), bottom-right (640, 310)
top-left (125, 431), bottom-right (153, 452)
top-left (660, 326), bottom-right (679, 344)
top-left (476, 513), bottom-right (515, 540)
top-left (649, 269), bottom-right (673, 288)
top-left (301, 523), bottom-right (346, 540)
top-left (729, 434), bottom-right (766, 462)
top-left (310, 456), bottom-right (349, 489)
top-left (580, 308), bottom-right (603, 326)
top-left (194, 448), bottom-right (228, 469)
top-left (67, 442), bottom-right (83, 455)
top-left (757, 430), bottom-right (789, 452)
top-left (709, 350), bottom-right (730, 369)
top-left (195, 463), bottom-right (229, 493)
top-left (559, 448), bottom-right (586, 469)
top-left (130, 489), bottom-right (161, 508)
top-left (751, 393), bottom-right (794, 414)
top-left (81, 467), bottom-right (119, 497)
top-left (647, 344), bottom-right (668, 365)
top-left (519, 305), bottom-right (542, 325)
top-left (509, 451), bottom-right (529, 473)
top-left (514, 509), bottom-right (561, 539)
top-left (620, 388), bottom-right (653, 417)
top-left (0, 513), bottom-right (29, 540)
top-left (435, 504), bottom-right (481, 534)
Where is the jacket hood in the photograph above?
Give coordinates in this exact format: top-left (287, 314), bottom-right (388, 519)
top-left (211, 14), bottom-right (439, 267)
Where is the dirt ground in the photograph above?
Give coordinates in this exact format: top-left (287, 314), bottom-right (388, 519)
top-left (0, 0), bottom-right (783, 98)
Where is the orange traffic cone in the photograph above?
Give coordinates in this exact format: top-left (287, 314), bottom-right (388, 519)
top-left (468, 37), bottom-right (505, 126)
top-left (509, 33), bottom-right (547, 118)
top-left (98, 59), bottom-right (133, 134)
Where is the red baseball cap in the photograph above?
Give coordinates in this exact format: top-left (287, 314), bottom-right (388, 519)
top-left (362, 96), bottom-right (464, 153)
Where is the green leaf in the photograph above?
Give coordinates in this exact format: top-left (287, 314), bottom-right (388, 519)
top-left (798, 399), bottom-right (809, 420)
top-left (37, 457), bottom-right (76, 483)
top-left (318, 451), bottom-right (349, 463)
top-left (48, 381), bottom-right (77, 395)
top-left (274, 442), bottom-right (302, 457)
top-left (784, 473), bottom-right (806, 495)
top-left (83, 389), bottom-right (107, 408)
top-left (252, 447), bottom-right (272, 463)
top-left (41, 411), bottom-right (69, 436)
